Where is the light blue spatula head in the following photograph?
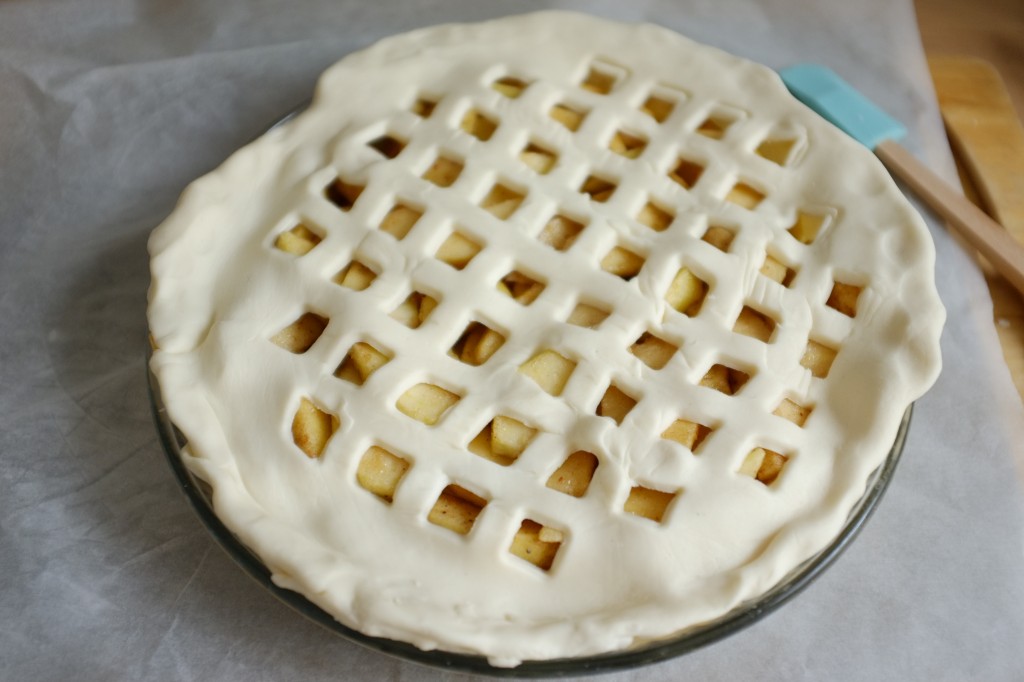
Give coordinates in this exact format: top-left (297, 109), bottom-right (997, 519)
top-left (779, 64), bottom-right (906, 150)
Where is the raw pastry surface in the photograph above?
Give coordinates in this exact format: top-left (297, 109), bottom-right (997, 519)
top-left (148, 11), bottom-right (944, 666)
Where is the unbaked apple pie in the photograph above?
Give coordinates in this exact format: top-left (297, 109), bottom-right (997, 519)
top-left (148, 11), bottom-right (944, 666)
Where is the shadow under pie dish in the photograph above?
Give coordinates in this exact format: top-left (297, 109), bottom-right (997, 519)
top-left (147, 10), bottom-right (944, 671)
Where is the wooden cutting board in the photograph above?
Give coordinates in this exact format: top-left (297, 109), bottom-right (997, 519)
top-left (928, 56), bottom-right (1024, 408)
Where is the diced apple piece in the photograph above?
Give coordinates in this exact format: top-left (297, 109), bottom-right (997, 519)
top-left (481, 184), bottom-right (525, 219)
top-left (580, 175), bottom-right (616, 202)
top-left (492, 76), bottom-right (528, 98)
top-left (492, 200), bottom-right (522, 219)
top-left (460, 108), bottom-right (497, 141)
top-left (521, 151), bottom-right (554, 174)
top-left (757, 137), bottom-right (797, 165)
top-left (390, 292), bottom-right (437, 329)
top-left (417, 294), bottom-right (437, 323)
top-left (333, 356), bottom-right (361, 384)
top-left (774, 399), bottom-right (811, 426)
top-left (801, 340), bottom-right (837, 378)
top-left (624, 486), bottom-right (676, 522)
top-left (519, 350), bottom-right (576, 396)
top-left (514, 282), bottom-right (545, 304)
top-left (435, 232), bottom-right (481, 269)
top-left (566, 302), bottom-right (609, 328)
top-left (498, 271), bottom-right (544, 304)
top-left (467, 416), bottom-right (535, 466)
top-left (661, 419), bottom-right (711, 451)
top-left (274, 229), bottom-right (314, 255)
top-left (396, 383), bottom-right (460, 425)
top-left (471, 328), bottom-right (504, 364)
top-left (630, 332), bottom-right (677, 369)
top-left (600, 246), bottom-right (644, 280)
top-left (538, 527), bottom-right (564, 543)
top-left (379, 204), bottom-right (421, 240)
top-left (509, 520), bottom-right (561, 570)
top-left (756, 450), bottom-right (788, 484)
top-left (696, 116), bottom-right (730, 139)
top-left (389, 298), bottom-right (418, 328)
top-left (367, 134), bottom-right (405, 159)
top-left (550, 103), bottom-right (586, 131)
top-left (546, 450), bottom-right (598, 497)
top-left (334, 261), bottom-right (376, 291)
top-left (356, 446), bottom-right (410, 502)
top-left (733, 306), bottom-right (775, 342)
top-left (637, 202), bottom-right (673, 232)
top-left (669, 158), bottom-right (704, 188)
top-left (455, 325), bottom-right (481, 362)
top-left (411, 97), bottom-right (436, 118)
top-left (341, 262), bottom-right (376, 290)
top-left (520, 144), bottom-right (556, 174)
top-left (702, 225), bottom-right (734, 251)
top-left (349, 342), bottom-right (389, 381)
top-left (760, 258), bottom-right (784, 281)
top-left (291, 398), bottom-right (338, 459)
top-left (490, 416), bottom-right (537, 458)
top-left (274, 224), bottom-right (321, 255)
top-left (428, 485), bottom-right (486, 535)
top-left (597, 385), bottom-right (636, 424)
top-left (456, 323), bottom-right (504, 365)
top-left (422, 156), bottom-right (463, 187)
top-left (738, 448), bottom-right (766, 478)
top-left (699, 363), bottom-right (731, 393)
top-left (788, 211), bottom-right (826, 244)
top-left (740, 447), bottom-right (788, 485)
top-left (699, 363), bottom-right (749, 395)
top-left (724, 182), bottom-right (764, 209)
top-left (581, 67), bottom-right (615, 94)
top-left (454, 324), bottom-right (481, 362)
top-left (609, 130), bottom-right (646, 158)
top-left (334, 342), bottom-right (388, 385)
top-left (538, 215), bottom-right (584, 251)
top-left (665, 267), bottom-right (707, 315)
top-left (325, 178), bottom-right (364, 211)
top-left (271, 312), bottom-right (328, 354)
top-left (467, 427), bottom-right (500, 465)
top-left (640, 95), bottom-right (674, 122)
top-left (827, 282), bottom-right (861, 317)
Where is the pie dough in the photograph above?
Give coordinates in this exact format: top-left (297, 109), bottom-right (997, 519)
top-left (148, 11), bottom-right (945, 666)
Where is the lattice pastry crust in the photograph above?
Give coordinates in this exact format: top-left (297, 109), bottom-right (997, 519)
top-left (148, 11), bottom-right (944, 666)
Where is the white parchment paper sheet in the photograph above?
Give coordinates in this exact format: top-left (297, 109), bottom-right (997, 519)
top-left (1, 1), bottom-right (1022, 680)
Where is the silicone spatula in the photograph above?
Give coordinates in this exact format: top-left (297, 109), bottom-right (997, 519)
top-left (779, 64), bottom-right (1024, 296)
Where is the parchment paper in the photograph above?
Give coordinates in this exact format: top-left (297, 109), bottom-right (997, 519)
top-left (2, 1), bottom-right (1022, 680)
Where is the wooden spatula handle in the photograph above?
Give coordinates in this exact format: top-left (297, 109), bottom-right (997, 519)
top-left (876, 139), bottom-right (1024, 296)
